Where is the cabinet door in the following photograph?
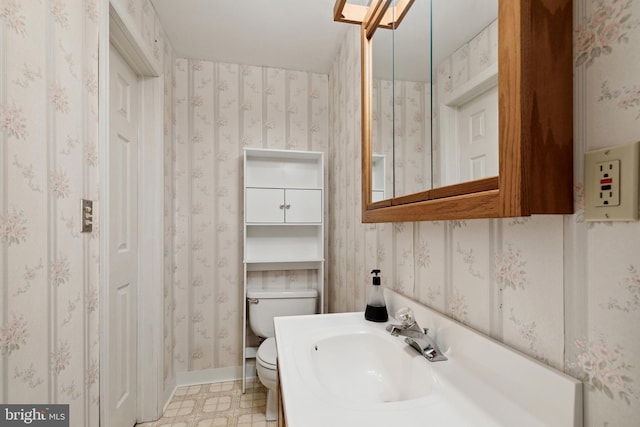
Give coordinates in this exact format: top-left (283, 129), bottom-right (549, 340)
top-left (285, 189), bottom-right (321, 223)
top-left (246, 188), bottom-right (285, 223)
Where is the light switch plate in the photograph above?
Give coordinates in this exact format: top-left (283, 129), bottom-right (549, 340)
top-left (80, 199), bottom-right (93, 232)
top-left (584, 141), bottom-right (639, 221)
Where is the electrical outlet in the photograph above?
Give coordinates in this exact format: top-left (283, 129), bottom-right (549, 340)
top-left (595, 160), bottom-right (620, 207)
top-left (584, 141), bottom-right (639, 221)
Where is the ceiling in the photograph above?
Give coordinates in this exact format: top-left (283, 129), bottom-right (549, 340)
top-left (150, 1), bottom-right (498, 79)
top-left (150, 0), bottom-right (349, 74)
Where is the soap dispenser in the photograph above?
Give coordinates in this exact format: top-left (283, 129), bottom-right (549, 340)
top-left (365, 269), bottom-right (388, 322)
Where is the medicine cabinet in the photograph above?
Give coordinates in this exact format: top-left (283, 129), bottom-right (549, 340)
top-left (335, 0), bottom-right (574, 222)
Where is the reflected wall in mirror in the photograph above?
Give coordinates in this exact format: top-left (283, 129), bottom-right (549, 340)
top-left (370, 0), bottom-right (499, 201)
top-left (372, 0), bottom-right (431, 200)
top-left (432, 1), bottom-right (498, 188)
top-left (371, 19), bottom-right (394, 201)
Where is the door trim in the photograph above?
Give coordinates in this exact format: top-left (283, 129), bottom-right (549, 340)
top-left (99, 1), bottom-right (165, 424)
top-left (439, 62), bottom-right (498, 186)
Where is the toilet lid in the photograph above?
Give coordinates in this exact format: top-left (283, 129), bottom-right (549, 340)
top-left (257, 337), bottom-right (277, 369)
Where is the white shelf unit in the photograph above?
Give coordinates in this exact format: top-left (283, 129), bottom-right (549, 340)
top-left (372, 153), bottom-right (386, 202)
top-left (242, 148), bottom-right (325, 392)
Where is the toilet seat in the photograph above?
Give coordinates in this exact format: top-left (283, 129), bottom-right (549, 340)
top-left (257, 337), bottom-right (277, 370)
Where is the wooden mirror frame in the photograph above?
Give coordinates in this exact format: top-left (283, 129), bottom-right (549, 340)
top-left (361, 0), bottom-right (573, 222)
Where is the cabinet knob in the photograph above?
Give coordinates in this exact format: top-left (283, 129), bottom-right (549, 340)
top-left (285, 204), bottom-right (291, 210)
top-left (279, 204), bottom-right (285, 209)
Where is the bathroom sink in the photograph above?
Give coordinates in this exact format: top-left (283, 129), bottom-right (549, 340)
top-left (309, 330), bottom-right (434, 403)
top-left (274, 289), bottom-right (583, 427)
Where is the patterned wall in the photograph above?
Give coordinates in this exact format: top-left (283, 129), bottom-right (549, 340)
top-left (161, 7), bottom-right (176, 400)
top-left (372, 79), bottom-right (431, 197)
top-left (0, 0), bottom-right (174, 426)
top-left (2, 0), bottom-right (639, 426)
top-left (371, 19), bottom-right (497, 200)
top-left (433, 19), bottom-right (498, 187)
top-left (172, 59), bottom-right (328, 372)
top-left (328, 0), bottom-right (640, 424)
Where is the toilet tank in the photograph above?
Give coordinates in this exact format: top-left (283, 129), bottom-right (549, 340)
top-left (247, 288), bottom-right (318, 338)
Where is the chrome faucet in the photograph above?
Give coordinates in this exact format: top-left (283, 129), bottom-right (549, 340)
top-left (386, 307), bottom-right (448, 362)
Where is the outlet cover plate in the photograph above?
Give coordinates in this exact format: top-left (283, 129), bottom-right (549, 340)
top-left (584, 141), bottom-right (639, 221)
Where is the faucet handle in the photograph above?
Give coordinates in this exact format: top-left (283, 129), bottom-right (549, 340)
top-left (395, 307), bottom-right (415, 328)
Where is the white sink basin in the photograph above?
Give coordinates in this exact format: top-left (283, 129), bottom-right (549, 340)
top-left (274, 289), bottom-right (583, 427)
top-left (310, 329), bottom-right (434, 403)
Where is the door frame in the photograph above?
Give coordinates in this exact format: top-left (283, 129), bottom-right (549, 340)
top-left (99, 1), bottom-right (165, 424)
top-left (439, 62), bottom-right (498, 186)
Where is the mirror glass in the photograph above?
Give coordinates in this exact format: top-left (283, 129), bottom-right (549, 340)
top-left (432, 0), bottom-right (499, 189)
top-left (370, 0), bottom-right (498, 200)
top-left (371, 14), bottom-right (394, 201)
top-left (372, 0), bottom-right (431, 199)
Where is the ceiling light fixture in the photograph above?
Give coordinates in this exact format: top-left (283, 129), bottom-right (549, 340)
top-left (333, 0), bottom-right (415, 30)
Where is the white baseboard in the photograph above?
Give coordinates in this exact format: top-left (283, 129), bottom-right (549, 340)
top-left (175, 363), bottom-right (257, 387)
top-left (162, 364), bottom-right (258, 414)
top-left (162, 375), bottom-right (177, 414)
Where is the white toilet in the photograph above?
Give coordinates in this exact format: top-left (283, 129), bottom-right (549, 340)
top-left (247, 288), bottom-right (318, 421)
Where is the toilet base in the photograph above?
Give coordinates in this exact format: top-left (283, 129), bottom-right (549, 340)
top-left (265, 388), bottom-right (277, 421)
top-left (256, 359), bottom-right (278, 421)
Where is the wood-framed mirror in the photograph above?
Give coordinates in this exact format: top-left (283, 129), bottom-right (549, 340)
top-left (337, 0), bottom-right (573, 222)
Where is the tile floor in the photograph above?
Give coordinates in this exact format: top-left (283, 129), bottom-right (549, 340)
top-left (136, 379), bottom-right (277, 427)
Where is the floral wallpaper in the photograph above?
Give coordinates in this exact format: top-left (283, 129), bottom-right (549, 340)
top-left (172, 58), bottom-right (328, 373)
top-left (0, 0), bottom-right (174, 426)
top-left (3, 0), bottom-right (640, 426)
top-left (328, 0), bottom-right (640, 424)
top-left (435, 19), bottom-right (498, 99)
top-left (372, 78), bottom-right (430, 197)
top-left (574, 0), bottom-right (638, 68)
top-left (162, 16), bottom-right (176, 400)
top-left (0, 0), bottom-right (102, 424)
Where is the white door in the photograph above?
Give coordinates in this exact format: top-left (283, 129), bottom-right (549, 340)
top-left (285, 189), bottom-right (322, 223)
top-left (457, 85), bottom-right (499, 182)
top-left (108, 44), bottom-right (139, 427)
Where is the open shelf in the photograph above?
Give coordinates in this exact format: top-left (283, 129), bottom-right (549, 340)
top-left (245, 260), bottom-right (324, 271)
top-left (245, 225), bottom-right (322, 261)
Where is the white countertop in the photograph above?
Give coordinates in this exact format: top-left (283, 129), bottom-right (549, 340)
top-left (274, 289), bottom-right (582, 427)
